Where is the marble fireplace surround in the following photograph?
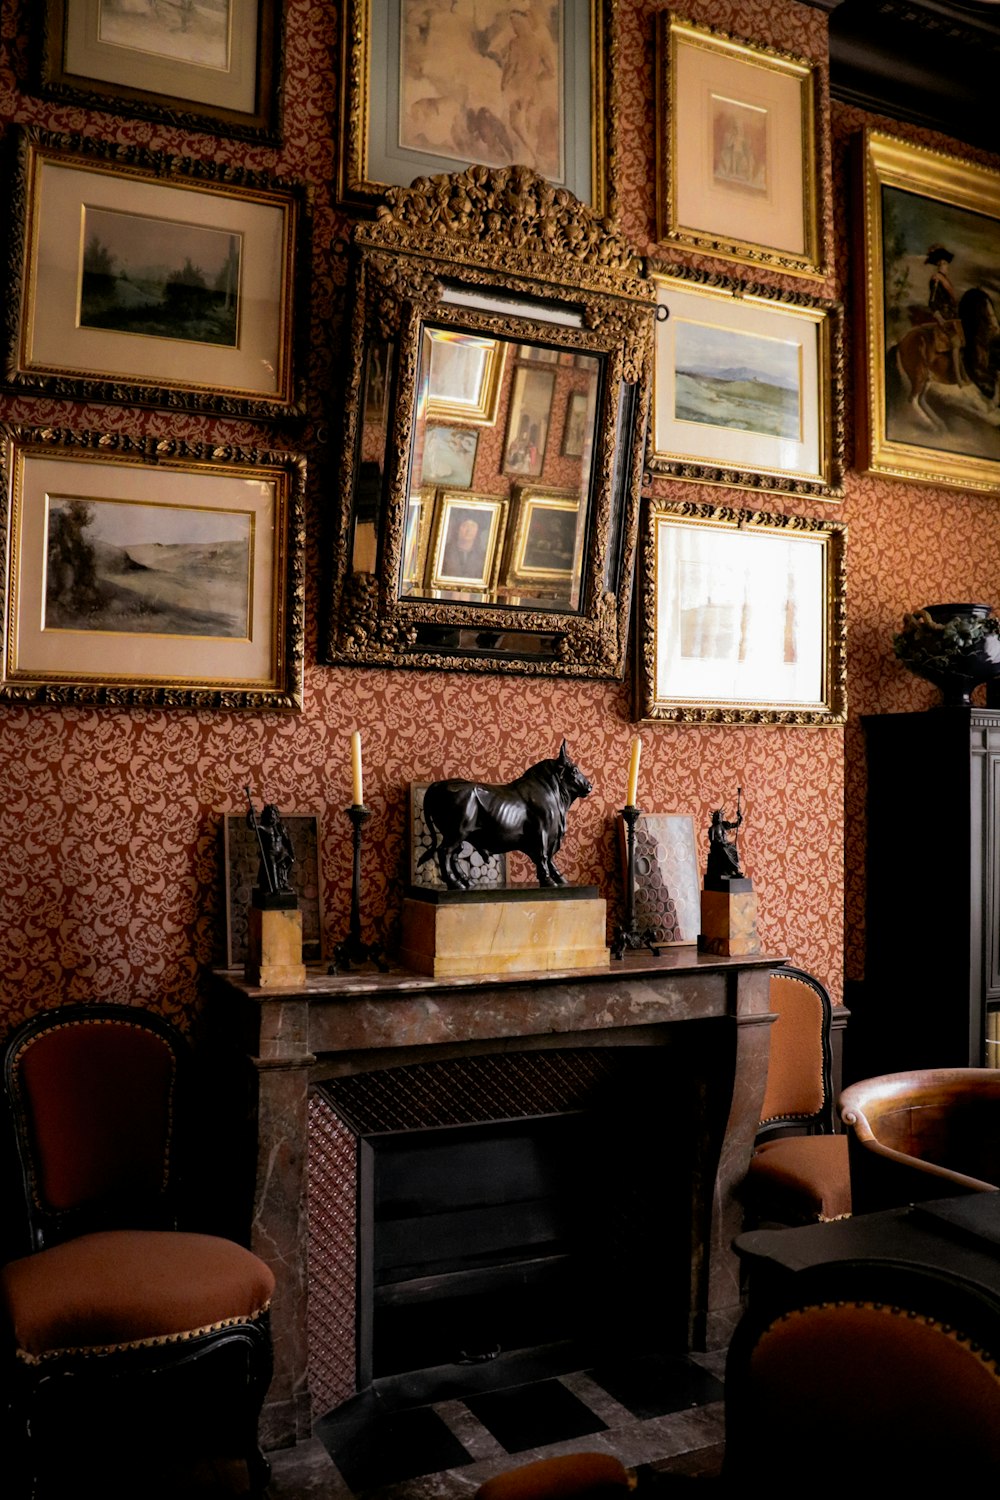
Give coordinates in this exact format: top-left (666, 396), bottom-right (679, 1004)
top-left (212, 948), bottom-right (782, 1453)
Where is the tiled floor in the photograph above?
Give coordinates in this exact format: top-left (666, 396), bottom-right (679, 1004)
top-left (266, 1347), bottom-right (728, 1499)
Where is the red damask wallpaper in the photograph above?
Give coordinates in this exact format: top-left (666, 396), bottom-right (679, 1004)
top-left (0, 0), bottom-right (993, 1035)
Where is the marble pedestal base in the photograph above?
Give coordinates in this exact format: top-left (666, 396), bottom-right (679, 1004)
top-left (698, 887), bottom-right (761, 957)
top-left (399, 887), bottom-right (610, 976)
top-left (245, 905), bottom-right (307, 987)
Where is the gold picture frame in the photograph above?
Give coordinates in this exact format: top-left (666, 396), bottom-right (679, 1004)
top-left (1, 427), bottom-right (305, 711)
top-left (648, 266), bottom-right (844, 501)
top-left (402, 488), bottom-right (434, 588)
top-left (4, 130), bottom-right (301, 417)
top-left (655, 13), bottom-right (823, 279)
top-left (427, 492), bottom-right (508, 593)
top-left (423, 330), bottom-right (506, 425)
top-left (37, 0), bottom-right (282, 140)
top-left (337, 0), bottom-right (618, 219)
top-left (636, 501), bottom-right (847, 726)
top-left (857, 127), bottom-right (1000, 492)
top-left (503, 488), bottom-right (581, 591)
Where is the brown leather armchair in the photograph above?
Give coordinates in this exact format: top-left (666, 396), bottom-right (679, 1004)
top-left (839, 1066), bottom-right (1000, 1214)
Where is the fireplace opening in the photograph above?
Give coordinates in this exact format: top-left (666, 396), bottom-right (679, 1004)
top-left (308, 1043), bottom-right (704, 1415)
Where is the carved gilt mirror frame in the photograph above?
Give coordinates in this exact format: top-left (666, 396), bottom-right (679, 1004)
top-left (325, 165), bottom-right (655, 679)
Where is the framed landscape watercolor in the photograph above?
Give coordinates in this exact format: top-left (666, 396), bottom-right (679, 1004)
top-left (4, 132), bottom-right (300, 416)
top-left (857, 128), bottom-right (1000, 493)
top-left (420, 426), bottom-right (479, 488)
top-left (427, 492), bottom-right (507, 591)
top-left (655, 13), bottom-right (823, 278)
top-left (635, 501), bottom-right (847, 726)
top-left (37, 0), bottom-right (282, 139)
top-left (423, 330), bottom-right (506, 425)
top-left (0, 428), bottom-right (305, 710)
top-left (648, 267), bottom-right (844, 501)
top-left (337, 0), bottom-right (617, 217)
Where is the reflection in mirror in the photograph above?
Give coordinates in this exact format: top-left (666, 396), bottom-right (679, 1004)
top-left (352, 337), bottom-right (394, 572)
top-left (404, 328), bottom-right (600, 611)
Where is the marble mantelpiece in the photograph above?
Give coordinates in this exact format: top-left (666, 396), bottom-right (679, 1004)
top-left (210, 949), bottom-right (783, 1451)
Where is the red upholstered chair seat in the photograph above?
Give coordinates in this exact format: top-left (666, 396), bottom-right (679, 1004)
top-left (747, 1135), bottom-right (851, 1223)
top-left (2, 1230), bottom-right (275, 1360)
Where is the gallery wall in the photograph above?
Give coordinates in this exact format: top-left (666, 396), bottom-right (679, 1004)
top-left (0, 0), bottom-right (996, 1037)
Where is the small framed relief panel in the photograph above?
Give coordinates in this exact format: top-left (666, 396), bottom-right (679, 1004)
top-left (338, 0), bottom-right (618, 218)
top-left (655, 13), bottom-right (823, 278)
top-left (37, 0), bottom-right (282, 140)
top-left (0, 428), bottom-right (305, 710)
top-left (223, 813), bottom-right (324, 967)
top-left (648, 267), bottom-right (844, 501)
top-left (409, 784), bottom-right (507, 891)
top-left (857, 128), bottom-right (1000, 493)
top-left (4, 131), bottom-right (300, 417)
top-left (636, 501), bottom-right (847, 726)
top-left (619, 813), bottom-right (700, 946)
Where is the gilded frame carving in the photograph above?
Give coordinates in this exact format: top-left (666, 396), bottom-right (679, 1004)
top-left (655, 12), bottom-right (824, 279)
top-left (337, 0), bottom-right (619, 220)
top-left (857, 127), bottom-right (1000, 493)
top-left (325, 164), bottom-right (655, 680)
top-left (647, 264), bottom-right (844, 501)
top-left (1, 426), bottom-right (305, 711)
top-left (635, 500), bottom-right (847, 726)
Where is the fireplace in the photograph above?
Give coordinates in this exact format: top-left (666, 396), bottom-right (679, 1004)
top-left (212, 947), bottom-right (779, 1450)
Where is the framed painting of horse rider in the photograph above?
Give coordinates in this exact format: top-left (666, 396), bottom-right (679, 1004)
top-left (858, 128), bottom-right (1000, 493)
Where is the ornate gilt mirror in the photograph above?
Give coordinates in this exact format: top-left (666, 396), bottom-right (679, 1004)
top-left (325, 165), bottom-right (655, 677)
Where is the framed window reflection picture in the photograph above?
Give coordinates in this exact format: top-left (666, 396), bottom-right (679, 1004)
top-left (655, 12), bottom-right (823, 278)
top-left (636, 501), bottom-right (846, 726)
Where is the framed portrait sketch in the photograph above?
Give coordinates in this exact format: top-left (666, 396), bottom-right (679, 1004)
top-left (423, 330), bottom-right (506, 425)
top-left (0, 427), bottom-right (305, 710)
top-left (337, 0), bottom-right (617, 217)
top-left (635, 501), bottom-right (847, 726)
top-left (648, 267), bottom-right (844, 501)
top-left (4, 131), bottom-right (300, 417)
top-left (427, 493), bottom-right (507, 591)
top-left (857, 128), bottom-right (1000, 492)
top-left (503, 365), bottom-right (556, 478)
top-left (655, 13), bottom-right (823, 279)
top-left (503, 488), bottom-right (580, 591)
top-left (420, 425), bottom-right (479, 488)
top-left (223, 812), bottom-right (324, 968)
top-left (37, 0), bottom-right (282, 139)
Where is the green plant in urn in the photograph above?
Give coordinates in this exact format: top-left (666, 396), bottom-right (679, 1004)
top-left (893, 603), bottom-right (1000, 706)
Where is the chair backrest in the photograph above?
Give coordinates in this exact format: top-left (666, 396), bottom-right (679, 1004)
top-left (3, 1003), bottom-right (189, 1249)
top-left (757, 966), bottom-right (835, 1138)
top-left (839, 1067), bottom-right (1000, 1214)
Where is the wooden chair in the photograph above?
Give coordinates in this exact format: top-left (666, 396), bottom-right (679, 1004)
top-left (0, 1004), bottom-right (275, 1499)
top-left (742, 967), bottom-right (851, 1226)
top-left (839, 1066), bottom-right (1000, 1214)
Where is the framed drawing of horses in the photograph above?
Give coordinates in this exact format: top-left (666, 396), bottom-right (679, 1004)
top-left (857, 129), bottom-right (1000, 493)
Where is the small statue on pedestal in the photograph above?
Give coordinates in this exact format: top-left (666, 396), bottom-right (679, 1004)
top-left (705, 795), bottom-right (748, 890)
top-left (243, 790), bottom-right (306, 987)
top-left (699, 786), bottom-right (760, 957)
top-left (245, 790), bottom-right (297, 909)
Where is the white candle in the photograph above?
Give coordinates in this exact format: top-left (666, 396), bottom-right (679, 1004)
top-left (351, 731), bottom-right (363, 806)
top-left (627, 737), bottom-right (641, 808)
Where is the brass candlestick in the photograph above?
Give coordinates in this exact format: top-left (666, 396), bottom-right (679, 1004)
top-left (611, 804), bottom-right (662, 961)
top-left (330, 804), bottom-right (387, 974)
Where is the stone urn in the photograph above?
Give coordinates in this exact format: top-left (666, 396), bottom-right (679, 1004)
top-left (893, 603), bottom-right (1000, 707)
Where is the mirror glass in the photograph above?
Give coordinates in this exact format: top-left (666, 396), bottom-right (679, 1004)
top-left (403, 326), bottom-right (601, 611)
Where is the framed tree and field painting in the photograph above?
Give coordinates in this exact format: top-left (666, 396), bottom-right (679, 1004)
top-left (857, 128), bottom-right (1000, 493)
top-left (4, 131), bottom-right (300, 417)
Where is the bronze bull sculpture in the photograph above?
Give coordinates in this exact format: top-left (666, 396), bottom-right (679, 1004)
top-left (418, 740), bottom-right (593, 890)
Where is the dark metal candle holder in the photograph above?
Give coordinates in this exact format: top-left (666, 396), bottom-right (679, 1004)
top-left (330, 804), bottom-right (387, 974)
top-left (611, 804), bottom-right (662, 961)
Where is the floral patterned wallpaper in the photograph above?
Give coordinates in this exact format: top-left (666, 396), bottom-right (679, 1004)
top-left (0, 0), bottom-right (994, 1036)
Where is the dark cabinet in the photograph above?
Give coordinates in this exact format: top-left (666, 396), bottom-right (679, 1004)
top-left (861, 708), bottom-right (1000, 1076)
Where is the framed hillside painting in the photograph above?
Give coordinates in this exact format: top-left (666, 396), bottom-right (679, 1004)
top-left (857, 128), bottom-right (1000, 493)
top-left (0, 428), bottom-right (305, 710)
top-left (648, 266), bottom-right (844, 501)
top-left (4, 131), bottom-right (300, 417)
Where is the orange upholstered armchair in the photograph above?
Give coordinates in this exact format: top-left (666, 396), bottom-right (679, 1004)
top-left (839, 1066), bottom-right (1000, 1214)
top-left (742, 967), bottom-right (851, 1226)
top-left (0, 1004), bottom-right (275, 1499)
